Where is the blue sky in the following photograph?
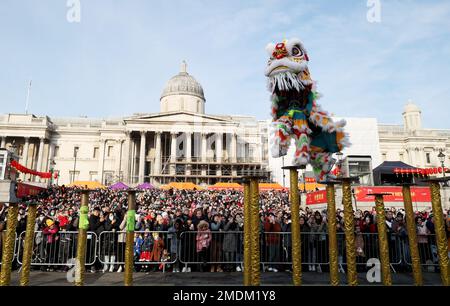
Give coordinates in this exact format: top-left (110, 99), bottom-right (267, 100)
top-left (1, 0), bottom-right (449, 128)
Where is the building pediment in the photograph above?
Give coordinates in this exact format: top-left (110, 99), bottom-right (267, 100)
top-left (125, 111), bottom-right (233, 124)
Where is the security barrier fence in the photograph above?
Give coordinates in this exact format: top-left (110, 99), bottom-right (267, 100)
top-left (2, 231), bottom-right (446, 271)
top-left (16, 231), bottom-right (97, 266)
top-left (97, 231), bottom-right (177, 265)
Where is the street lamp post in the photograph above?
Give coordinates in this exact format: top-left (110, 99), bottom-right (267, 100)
top-left (49, 160), bottom-right (56, 187)
top-left (438, 151), bottom-right (447, 187)
top-left (72, 147), bottom-right (78, 184)
top-left (438, 151), bottom-right (446, 178)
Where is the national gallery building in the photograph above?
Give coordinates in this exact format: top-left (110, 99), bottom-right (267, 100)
top-left (0, 62), bottom-right (269, 186)
top-left (1, 62), bottom-right (449, 187)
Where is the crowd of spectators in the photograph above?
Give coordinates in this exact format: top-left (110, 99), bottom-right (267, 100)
top-left (0, 185), bottom-right (449, 273)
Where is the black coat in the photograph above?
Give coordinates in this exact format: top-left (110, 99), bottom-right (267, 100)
top-left (88, 215), bottom-right (102, 235)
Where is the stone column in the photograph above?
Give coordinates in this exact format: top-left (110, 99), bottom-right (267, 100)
top-left (153, 132), bottom-right (162, 176)
top-left (0, 136), bottom-right (5, 148)
top-left (35, 138), bottom-right (45, 182)
top-left (231, 133), bottom-right (237, 163)
top-left (216, 133), bottom-right (223, 163)
top-left (170, 132), bottom-right (177, 175)
top-left (47, 142), bottom-right (56, 176)
top-left (201, 133), bottom-right (207, 176)
top-left (130, 138), bottom-right (136, 184)
top-left (201, 133), bottom-right (207, 162)
top-left (22, 137), bottom-right (30, 180)
top-left (123, 132), bottom-right (131, 184)
top-left (139, 131), bottom-right (146, 183)
top-left (98, 139), bottom-right (106, 184)
top-left (116, 139), bottom-right (124, 181)
top-left (231, 133), bottom-right (237, 177)
top-left (186, 132), bottom-right (192, 175)
top-left (216, 133), bottom-right (222, 176)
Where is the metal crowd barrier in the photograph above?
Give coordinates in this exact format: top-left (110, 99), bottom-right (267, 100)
top-left (261, 232), bottom-right (330, 266)
top-left (403, 234), bottom-right (443, 267)
top-left (16, 231), bottom-right (97, 266)
top-left (98, 231), bottom-right (177, 266)
top-left (5, 230), bottom-right (446, 271)
top-left (336, 232), bottom-right (404, 267)
top-left (179, 231), bottom-right (244, 265)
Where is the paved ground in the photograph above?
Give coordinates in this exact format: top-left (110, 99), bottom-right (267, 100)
top-left (8, 271), bottom-right (444, 286)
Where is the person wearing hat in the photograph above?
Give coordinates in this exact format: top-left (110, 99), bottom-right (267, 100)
top-left (42, 218), bottom-right (60, 271)
top-left (196, 220), bottom-right (211, 272)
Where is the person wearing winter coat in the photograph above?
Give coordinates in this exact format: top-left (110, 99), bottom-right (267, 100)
top-left (168, 218), bottom-right (184, 272)
top-left (263, 213), bottom-right (282, 272)
top-left (139, 229), bottom-right (154, 272)
top-left (42, 219), bottom-right (60, 271)
top-left (416, 217), bottom-right (431, 264)
top-left (116, 211), bottom-right (127, 273)
top-left (308, 211), bottom-right (328, 272)
top-left (222, 216), bottom-right (239, 272)
top-left (209, 214), bottom-right (224, 272)
top-left (149, 232), bottom-right (165, 266)
top-left (196, 220), bottom-right (211, 272)
top-left (100, 212), bottom-right (119, 273)
top-left (281, 217), bottom-right (292, 271)
top-left (88, 207), bottom-right (103, 272)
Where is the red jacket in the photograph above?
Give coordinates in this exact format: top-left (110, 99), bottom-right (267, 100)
top-left (43, 224), bottom-right (60, 243)
top-left (358, 220), bottom-right (377, 233)
top-left (264, 221), bottom-right (281, 245)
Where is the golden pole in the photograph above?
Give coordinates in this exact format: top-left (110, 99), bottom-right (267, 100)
top-left (249, 177), bottom-right (261, 286)
top-left (401, 184), bottom-right (423, 286)
top-left (74, 190), bottom-right (90, 286)
top-left (124, 190), bottom-right (137, 286)
top-left (282, 166), bottom-right (302, 285)
top-left (369, 193), bottom-right (392, 286)
top-left (337, 177), bottom-right (358, 286)
top-left (325, 182), bottom-right (339, 286)
top-left (243, 180), bottom-right (252, 286)
top-left (426, 178), bottom-right (450, 286)
top-left (19, 201), bottom-right (38, 286)
top-left (0, 203), bottom-right (19, 286)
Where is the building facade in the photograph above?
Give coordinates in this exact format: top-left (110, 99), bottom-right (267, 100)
top-left (1, 64), bottom-right (449, 187)
top-left (0, 63), bottom-right (269, 186)
top-left (378, 101), bottom-right (450, 169)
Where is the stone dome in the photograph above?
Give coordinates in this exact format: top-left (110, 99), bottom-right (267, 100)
top-left (160, 61), bottom-right (205, 101)
top-left (403, 100), bottom-right (421, 114)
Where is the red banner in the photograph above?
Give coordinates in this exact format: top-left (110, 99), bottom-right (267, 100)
top-left (9, 160), bottom-right (57, 179)
top-left (306, 189), bottom-right (328, 205)
top-left (306, 186), bottom-right (431, 205)
top-left (16, 182), bottom-right (45, 198)
top-left (353, 186), bottom-right (431, 202)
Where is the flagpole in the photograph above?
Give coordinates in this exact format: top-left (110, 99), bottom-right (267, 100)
top-left (25, 80), bottom-right (32, 114)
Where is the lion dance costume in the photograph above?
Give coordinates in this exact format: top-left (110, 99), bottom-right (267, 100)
top-left (265, 38), bottom-right (350, 181)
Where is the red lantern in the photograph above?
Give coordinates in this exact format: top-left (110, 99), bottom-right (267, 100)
top-left (438, 167), bottom-right (443, 174)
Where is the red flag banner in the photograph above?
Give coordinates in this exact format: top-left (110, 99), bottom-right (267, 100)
top-left (306, 189), bottom-right (328, 205)
top-left (16, 182), bottom-right (45, 198)
top-left (9, 160), bottom-right (57, 179)
top-left (306, 186), bottom-right (431, 205)
top-left (353, 186), bottom-right (431, 202)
